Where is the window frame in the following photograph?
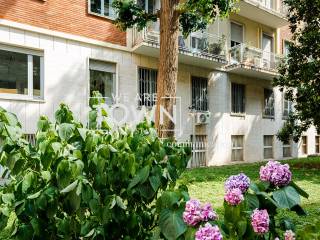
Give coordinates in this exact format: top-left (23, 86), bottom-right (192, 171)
top-left (231, 135), bottom-right (244, 162)
top-left (282, 92), bottom-right (293, 119)
top-left (316, 136), bottom-right (320, 154)
top-left (282, 140), bottom-right (292, 158)
top-left (137, 67), bottom-right (158, 107)
top-left (191, 76), bottom-right (209, 112)
top-left (263, 88), bottom-right (275, 119)
top-left (230, 21), bottom-right (244, 48)
top-left (301, 136), bottom-right (308, 155)
top-left (231, 82), bottom-right (246, 116)
top-left (88, 0), bottom-right (116, 20)
top-left (263, 135), bottom-right (274, 160)
top-left (0, 44), bottom-right (44, 101)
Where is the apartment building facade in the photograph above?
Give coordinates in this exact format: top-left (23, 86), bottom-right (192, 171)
top-left (0, 0), bottom-right (318, 166)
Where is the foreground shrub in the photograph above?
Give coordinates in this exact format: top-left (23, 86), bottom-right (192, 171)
top-left (0, 99), bottom-right (190, 239)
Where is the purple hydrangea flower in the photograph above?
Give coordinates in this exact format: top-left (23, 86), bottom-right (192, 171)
top-left (225, 173), bottom-right (251, 193)
top-left (251, 209), bottom-right (270, 234)
top-left (224, 188), bottom-right (244, 206)
top-left (183, 199), bottom-right (202, 226)
top-left (201, 203), bottom-right (218, 221)
top-left (284, 230), bottom-right (296, 240)
top-left (195, 223), bottom-right (223, 240)
top-left (260, 161), bottom-right (292, 187)
top-left (183, 200), bottom-right (218, 226)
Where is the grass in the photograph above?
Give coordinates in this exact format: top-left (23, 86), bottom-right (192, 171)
top-left (179, 157), bottom-right (320, 230)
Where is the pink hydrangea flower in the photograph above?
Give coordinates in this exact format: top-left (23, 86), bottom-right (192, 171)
top-left (260, 161), bottom-right (292, 187)
top-left (183, 200), bottom-right (218, 226)
top-left (285, 230), bottom-right (296, 240)
top-left (251, 209), bottom-right (270, 234)
top-left (224, 188), bottom-right (244, 206)
top-left (201, 203), bottom-right (218, 221)
top-left (183, 199), bottom-right (202, 226)
top-left (195, 223), bottom-right (223, 240)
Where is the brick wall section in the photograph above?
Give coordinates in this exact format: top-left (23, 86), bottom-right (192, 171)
top-left (0, 0), bottom-right (126, 46)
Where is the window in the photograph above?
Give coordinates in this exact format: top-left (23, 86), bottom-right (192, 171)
top-left (231, 135), bottom-right (244, 161)
top-left (89, 0), bottom-right (115, 18)
top-left (302, 136), bottom-right (308, 155)
top-left (191, 76), bottom-right (208, 111)
top-left (263, 89), bottom-right (275, 118)
top-left (316, 136), bottom-right (320, 154)
top-left (137, 0), bottom-right (156, 13)
top-left (190, 135), bottom-right (207, 167)
top-left (283, 93), bottom-right (293, 118)
top-left (191, 36), bottom-right (207, 52)
top-left (89, 60), bottom-right (116, 104)
top-left (0, 47), bottom-right (43, 99)
top-left (138, 67), bottom-right (157, 107)
top-left (264, 135), bottom-right (274, 159)
top-left (231, 83), bottom-right (245, 114)
top-left (231, 22), bottom-right (243, 47)
top-left (283, 140), bottom-right (292, 158)
top-left (283, 40), bottom-right (290, 57)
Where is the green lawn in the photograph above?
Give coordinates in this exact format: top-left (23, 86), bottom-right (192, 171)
top-left (179, 157), bottom-right (320, 230)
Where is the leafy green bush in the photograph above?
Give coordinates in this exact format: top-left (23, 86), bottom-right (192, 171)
top-left (0, 98), bottom-right (190, 239)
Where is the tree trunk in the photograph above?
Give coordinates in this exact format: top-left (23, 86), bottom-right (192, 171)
top-left (155, 0), bottom-right (180, 139)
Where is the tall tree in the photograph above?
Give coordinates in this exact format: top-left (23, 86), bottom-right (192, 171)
top-left (274, 0), bottom-right (320, 142)
top-left (112, 0), bottom-right (237, 138)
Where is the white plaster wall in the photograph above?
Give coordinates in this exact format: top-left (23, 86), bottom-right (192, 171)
top-left (0, 24), bottom-right (317, 166)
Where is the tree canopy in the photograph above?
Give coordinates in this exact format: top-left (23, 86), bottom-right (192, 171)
top-left (274, 0), bottom-right (320, 142)
top-left (112, 0), bottom-right (237, 36)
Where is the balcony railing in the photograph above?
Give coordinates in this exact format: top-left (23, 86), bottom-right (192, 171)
top-left (133, 22), bottom-right (227, 62)
top-left (244, 0), bottom-right (287, 15)
top-left (229, 44), bottom-right (283, 72)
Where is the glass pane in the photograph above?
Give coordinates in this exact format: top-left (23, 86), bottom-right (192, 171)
top-left (231, 23), bottom-right (243, 44)
top-left (104, 0), bottom-right (114, 17)
top-left (283, 147), bottom-right (291, 158)
top-left (0, 49), bottom-right (28, 95)
top-left (90, 70), bottom-right (114, 102)
top-left (138, 68), bottom-right (157, 107)
top-left (264, 148), bottom-right (273, 159)
top-left (264, 135), bottom-right (273, 147)
top-left (232, 149), bottom-right (243, 161)
top-left (90, 0), bottom-right (102, 14)
top-left (33, 56), bottom-right (41, 97)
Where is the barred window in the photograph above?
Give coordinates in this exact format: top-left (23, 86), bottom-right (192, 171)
top-left (231, 135), bottom-right (244, 161)
top-left (263, 89), bottom-right (275, 118)
top-left (191, 76), bottom-right (208, 111)
top-left (263, 135), bottom-right (274, 159)
top-left (138, 67), bottom-right (157, 107)
top-left (231, 83), bottom-right (245, 114)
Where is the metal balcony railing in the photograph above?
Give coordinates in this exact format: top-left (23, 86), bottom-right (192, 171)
top-left (229, 44), bottom-right (283, 72)
top-left (244, 0), bottom-right (287, 15)
top-left (133, 21), bottom-right (227, 61)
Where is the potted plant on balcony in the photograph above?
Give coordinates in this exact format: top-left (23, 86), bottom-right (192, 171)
top-left (206, 35), bottom-right (226, 56)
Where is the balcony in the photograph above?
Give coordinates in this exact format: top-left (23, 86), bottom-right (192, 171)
top-left (132, 23), bottom-right (228, 69)
top-left (226, 44), bottom-right (283, 80)
top-left (236, 0), bottom-right (288, 28)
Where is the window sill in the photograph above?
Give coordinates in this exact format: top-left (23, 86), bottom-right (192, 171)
top-left (88, 11), bottom-right (116, 21)
top-left (263, 115), bottom-right (275, 120)
top-left (0, 94), bottom-right (45, 103)
top-left (230, 113), bottom-right (246, 118)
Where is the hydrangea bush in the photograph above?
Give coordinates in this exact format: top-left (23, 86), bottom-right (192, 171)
top-left (171, 161), bottom-right (309, 240)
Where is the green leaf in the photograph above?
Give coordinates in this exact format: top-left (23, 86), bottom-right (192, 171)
top-left (246, 193), bottom-right (260, 210)
top-left (60, 180), bottom-right (79, 194)
top-left (290, 181), bottom-right (309, 199)
top-left (149, 175), bottom-right (161, 192)
top-left (272, 186), bottom-right (301, 209)
top-left (2, 193), bottom-right (14, 204)
top-left (58, 123), bottom-right (75, 141)
top-left (159, 208), bottom-right (187, 240)
top-left (22, 172), bottom-right (35, 193)
top-left (116, 196), bottom-right (127, 210)
top-left (27, 190), bottom-right (42, 200)
top-left (128, 166), bottom-right (150, 189)
top-left (77, 128), bottom-right (88, 141)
